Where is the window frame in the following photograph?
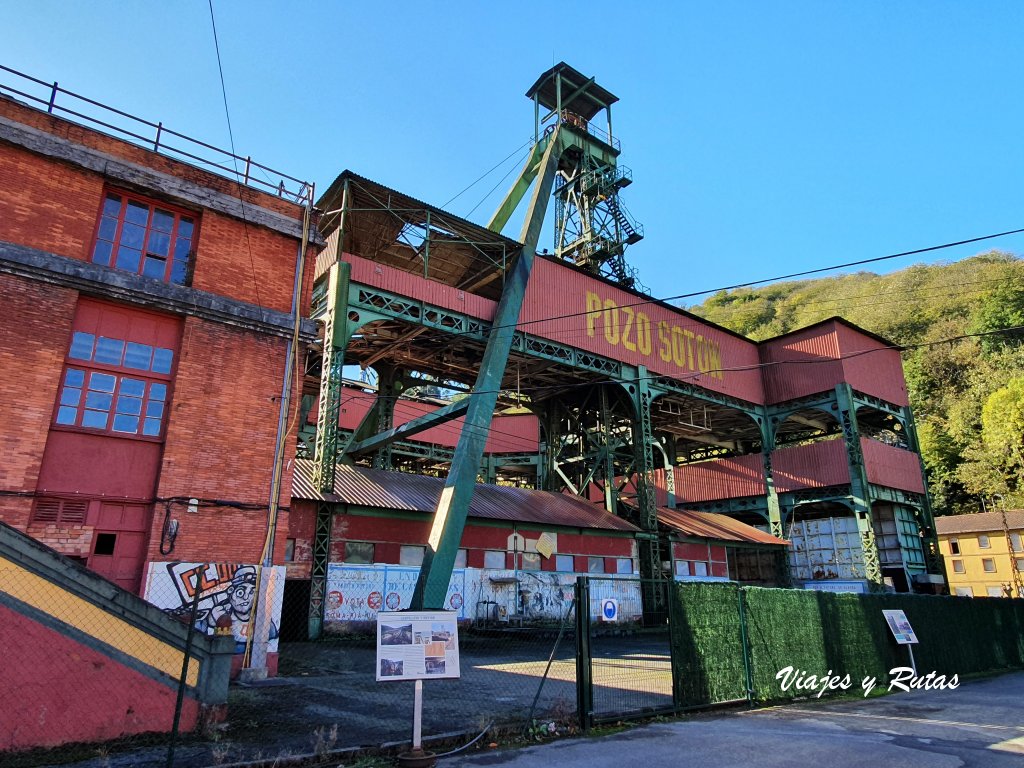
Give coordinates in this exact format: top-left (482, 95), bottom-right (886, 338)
top-left (483, 550), bottom-right (506, 570)
top-left (342, 541), bottom-right (375, 564)
top-left (400, 545), bottom-right (426, 567)
top-left (90, 189), bottom-right (198, 286)
top-left (54, 330), bottom-right (175, 441)
top-left (978, 534), bottom-right (991, 549)
top-left (951, 559), bottom-right (965, 574)
top-left (948, 538), bottom-right (960, 555)
top-left (982, 557), bottom-right (996, 573)
top-left (554, 554), bottom-right (575, 572)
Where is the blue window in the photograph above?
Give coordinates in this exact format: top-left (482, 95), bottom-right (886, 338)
top-left (55, 329), bottom-right (174, 439)
top-left (91, 192), bottom-right (196, 285)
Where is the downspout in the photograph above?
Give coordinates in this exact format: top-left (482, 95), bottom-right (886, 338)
top-left (244, 188), bottom-right (315, 673)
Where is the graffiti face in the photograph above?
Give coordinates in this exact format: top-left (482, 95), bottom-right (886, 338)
top-left (229, 582), bottom-right (255, 618)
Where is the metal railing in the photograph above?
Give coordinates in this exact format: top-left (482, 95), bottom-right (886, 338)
top-left (558, 110), bottom-right (621, 151)
top-left (0, 64), bottom-right (313, 205)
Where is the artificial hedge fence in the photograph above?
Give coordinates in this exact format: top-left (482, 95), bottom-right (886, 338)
top-left (670, 581), bottom-right (1024, 707)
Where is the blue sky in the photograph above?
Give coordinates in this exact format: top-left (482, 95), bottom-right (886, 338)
top-left (3, 1), bottom-right (1022, 304)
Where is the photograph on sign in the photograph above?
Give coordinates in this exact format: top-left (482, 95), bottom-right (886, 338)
top-left (882, 609), bottom-right (919, 645)
top-left (376, 611), bottom-right (461, 681)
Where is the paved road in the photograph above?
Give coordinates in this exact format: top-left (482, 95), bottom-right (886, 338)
top-left (444, 671), bottom-right (1024, 768)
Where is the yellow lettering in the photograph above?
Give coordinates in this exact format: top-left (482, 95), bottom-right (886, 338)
top-left (696, 335), bottom-right (707, 373)
top-left (585, 291), bottom-right (602, 337)
top-left (683, 329), bottom-right (695, 369)
top-left (603, 298), bottom-right (620, 345)
top-left (621, 306), bottom-right (637, 352)
top-left (658, 320), bottom-right (672, 362)
top-left (636, 312), bottom-right (652, 356)
top-left (671, 327), bottom-right (687, 368)
top-left (707, 339), bottom-right (722, 379)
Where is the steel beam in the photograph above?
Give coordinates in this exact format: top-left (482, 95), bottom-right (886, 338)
top-left (313, 260), bottom-right (351, 493)
top-left (411, 128), bottom-right (565, 610)
top-left (345, 399), bottom-right (470, 456)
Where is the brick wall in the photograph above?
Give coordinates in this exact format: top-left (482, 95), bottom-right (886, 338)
top-left (0, 143), bottom-right (100, 261)
top-left (0, 97), bottom-right (301, 219)
top-left (0, 274), bottom-right (77, 528)
top-left (150, 317), bottom-right (295, 564)
top-left (191, 209), bottom-right (301, 314)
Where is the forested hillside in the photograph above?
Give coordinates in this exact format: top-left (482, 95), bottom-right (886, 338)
top-left (687, 251), bottom-right (1024, 515)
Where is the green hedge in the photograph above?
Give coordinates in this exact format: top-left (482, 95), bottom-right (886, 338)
top-left (670, 583), bottom-right (1024, 707)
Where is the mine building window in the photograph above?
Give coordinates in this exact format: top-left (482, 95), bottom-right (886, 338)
top-left (555, 554), bottom-right (575, 572)
top-left (400, 545), bottom-right (425, 566)
top-left (986, 586), bottom-right (1005, 598)
top-left (91, 191), bottom-right (196, 285)
top-left (615, 558), bottom-right (634, 575)
top-left (978, 534), bottom-right (991, 549)
top-left (284, 538), bottom-right (296, 562)
top-left (30, 497), bottom-right (88, 526)
top-left (54, 302), bottom-right (178, 440)
top-left (587, 556), bottom-right (605, 574)
top-left (982, 558), bottom-right (996, 573)
top-left (483, 550), bottom-right (505, 569)
top-left (343, 541), bottom-right (374, 564)
top-left (1016, 557), bottom-right (1024, 571)
top-left (951, 559), bottom-right (965, 574)
top-left (1011, 533), bottom-right (1022, 553)
top-left (675, 560), bottom-right (690, 577)
top-left (521, 552), bottom-right (541, 570)
top-left (948, 538), bottom-right (960, 555)
top-left (93, 533), bottom-right (117, 556)
top-left (454, 549), bottom-right (467, 569)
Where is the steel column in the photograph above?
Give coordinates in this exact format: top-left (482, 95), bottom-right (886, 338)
top-left (307, 501), bottom-right (334, 639)
top-left (411, 128), bottom-right (565, 610)
top-left (313, 260), bottom-right (351, 493)
top-left (836, 383), bottom-right (882, 586)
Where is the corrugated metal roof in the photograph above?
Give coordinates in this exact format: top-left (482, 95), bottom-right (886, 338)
top-left (291, 459), bottom-right (638, 532)
top-left (657, 507), bottom-right (790, 547)
top-left (935, 511), bottom-right (1024, 535)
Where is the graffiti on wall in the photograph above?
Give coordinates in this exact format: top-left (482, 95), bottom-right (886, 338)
top-left (323, 564), bottom-right (643, 627)
top-left (143, 562), bottom-right (286, 654)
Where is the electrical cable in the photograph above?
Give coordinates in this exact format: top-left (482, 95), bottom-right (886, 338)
top-left (432, 227), bottom-right (1024, 342)
top-left (440, 135), bottom-right (535, 210)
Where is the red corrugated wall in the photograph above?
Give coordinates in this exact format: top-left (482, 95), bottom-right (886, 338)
top-left (836, 323), bottom-right (909, 406)
top-left (319, 386), bottom-right (539, 453)
top-left (343, 253), bottom-right (765, 404)
top-left (668, 454), bottom-right (766, 502)
top-left (861, 438), bottom-right (925, 493)
top-left (760, 323), bottom-right (844, 403)
top-left (772, 440), bottom-right (850, 491)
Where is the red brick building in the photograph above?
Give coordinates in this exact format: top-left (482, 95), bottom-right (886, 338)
top-left (0, 84), bottom-right (319, 594)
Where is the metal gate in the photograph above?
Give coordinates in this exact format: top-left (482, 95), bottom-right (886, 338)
top-left (574, 576), bottom-right (677, 729)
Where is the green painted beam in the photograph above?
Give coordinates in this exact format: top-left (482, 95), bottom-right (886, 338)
top-left (411, 128), bottom-right (565, 610)
top-left (487, 136), bottom-right (549, 233)
top-left (345, 399), bottom-right (470, 456)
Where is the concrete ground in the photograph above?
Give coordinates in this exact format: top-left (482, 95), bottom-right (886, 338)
top-left (445, 671), bottom-right (1024, 768)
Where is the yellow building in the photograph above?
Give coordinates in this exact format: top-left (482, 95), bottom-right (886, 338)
top-left (936, 511), bottom-right (1024, 598)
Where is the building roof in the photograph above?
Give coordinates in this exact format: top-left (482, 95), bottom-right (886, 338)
top-left (657, 507), bottom-right (790, 547)
top-left (934, 511), bottom-right (1024, 535)
top-left (525, 62), bottom-right (619, 121)
top-left (291, 459), bottom-right (639, 533)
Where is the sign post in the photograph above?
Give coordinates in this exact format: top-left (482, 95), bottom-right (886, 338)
top-left (882, 609), bottom-right (919, 674)
top-left (377, 610), bottom-right (461, 768)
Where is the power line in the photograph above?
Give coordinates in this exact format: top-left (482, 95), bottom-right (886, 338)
top-left (339, 323), bottom-right (1024, 451)
top-left (440, 136), bottom-right (535, 210)
top-left (437, 226), bottom-right (1024, 342)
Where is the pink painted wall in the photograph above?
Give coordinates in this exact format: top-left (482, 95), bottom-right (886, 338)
top-left (771, 440), bottom-right (850, 491)
top-left (310, 386), bottom-right (539, 453)
top-left (343, 252), bottom-right (765, 404)
top-left (0, 602), bottom-right (199, 751)
top-left (861, 438), bottom-right (925, 494)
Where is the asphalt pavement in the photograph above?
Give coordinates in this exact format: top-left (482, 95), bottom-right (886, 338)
top-left (443, 671), bottom-right (1024, 768)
